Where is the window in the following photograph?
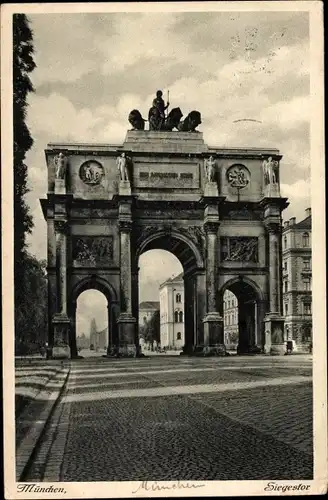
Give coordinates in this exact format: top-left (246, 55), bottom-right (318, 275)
top-left (179, 311), bottom-right (183, 323)
top-left (176, 332), bottom-right (181, 340)
top-left (143, 316), bottom-right (147, 323)
top-left (284, 236), bottom-right (287, 249)
top-left (176, 293), bottom-right (181, 303)
top-left (232, 300), bottom-right (234, 307)
top-left (228, 301), bottom-right (230, 309)
top-left (303, 278), bottom-right (311, 291)
top-left (174, 311), bottom-right (179, 323)
top-left (303, 303), bottom-right (311, 315)
top-left (302, 232), bottom-right (310, 247)
top-left (284, 261), bottom-right (287, 271)
top-left (285, 303), bottom-right (288, 315)
top-left (303, 258), bottom-right (311, 270)
top-left (284, 281), bottom-right (288, 293)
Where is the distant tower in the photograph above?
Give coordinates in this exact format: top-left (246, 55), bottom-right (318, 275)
top-left (90, 318), bottom-right (98, 348)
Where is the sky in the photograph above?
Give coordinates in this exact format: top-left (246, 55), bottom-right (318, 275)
top-left (22, 10), bottom-right (310, 335)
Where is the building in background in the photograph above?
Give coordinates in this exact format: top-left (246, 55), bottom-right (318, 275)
top-left (89, 318), bottom-right (107, 351)
top-left (76, 333), bottom-right (89, 350)
top-left (139, 301), bottom-right (160, 349)
top-left (159, 273), bottom-right (184, 349)
top-left (223, 290), bottom-right (239, 349)
top-left (282, 208), bottom-right (312, 352)
top-left (139, 302), bottom-right (160, 327)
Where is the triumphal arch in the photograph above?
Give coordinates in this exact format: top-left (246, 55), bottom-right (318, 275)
top-left (41, 95), bottom-right (288, 358)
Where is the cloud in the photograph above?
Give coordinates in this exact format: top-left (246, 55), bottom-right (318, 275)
top-left (27, 93), bottom-right (104, 141)
top-left (281, 179), bottom-right (311, 223)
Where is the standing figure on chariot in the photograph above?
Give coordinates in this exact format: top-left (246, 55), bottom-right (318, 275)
top-left (152, 90), bottom-right (170, 119)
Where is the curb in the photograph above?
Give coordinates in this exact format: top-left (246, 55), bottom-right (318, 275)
top-left (15, 366), bottom-right (65, 418)
top-left (16, 366), bottom-right (71, 481)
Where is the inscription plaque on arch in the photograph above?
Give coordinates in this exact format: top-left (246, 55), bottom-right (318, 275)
top-left (133, 162), bottom-right (200, 189)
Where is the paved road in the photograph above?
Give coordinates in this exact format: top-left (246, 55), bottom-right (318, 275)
top-left (25, 355), bottom-right (313, 482)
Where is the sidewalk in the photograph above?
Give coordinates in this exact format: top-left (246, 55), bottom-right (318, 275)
top-left (15, 361), bottom-right (70, 481)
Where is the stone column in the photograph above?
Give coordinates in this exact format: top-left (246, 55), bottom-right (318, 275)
top-left (131, 267), bottom-right (141, 354)
top-left (182, 274), bottom-right (194, 354)
top-left (52, 220), bottom-right (70, 359)
top-left (108, 302), bottom-right (120, 356)
top-left (191, 270), bottom-right (207, 355)
top-left (107, 304), bottom-right (112, 351)
top-left (117, 219), bottom-right (137, 356)
top-left (68, 301), bottom-right (78, 358)
top-left (264, 222), bottom-right (285, 355)
top-left (202, 220), bottom-right (225, 355)
top-left (194, 271), bottom-right (206, 346)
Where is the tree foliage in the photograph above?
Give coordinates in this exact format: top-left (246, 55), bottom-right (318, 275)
top-left (13, 15), bottom-right (46, 352)
top-left (13, 14), bottom-right (35, 260)
top-left (15, 256), bottom-right (48, 353)
top-left (140, 310), bottom-right (160, 344)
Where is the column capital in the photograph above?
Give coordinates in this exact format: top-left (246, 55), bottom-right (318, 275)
top-left (204, 221), bottom-right (219, 234)
top-left (265, 221), bottom-right (281, 234)
top-left (54, 219), bottom-right (69, 234)
top-left (119, 219), bottom-right (133, 232)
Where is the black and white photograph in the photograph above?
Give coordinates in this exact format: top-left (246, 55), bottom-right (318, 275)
top-left (1, 1), bottom-right (327, 498)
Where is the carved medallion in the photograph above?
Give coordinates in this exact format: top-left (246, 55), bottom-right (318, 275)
top-left (221, 237), bottom-right (258, 262)
top-left (79, 160), bottom-right (104, 185)
top-left (72, 236), bottom-right (113, 266)
top-left (226, 165), bottom-right (250, 189)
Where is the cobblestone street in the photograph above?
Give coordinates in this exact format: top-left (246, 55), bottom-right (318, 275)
top-left (24, 355), bottom-right (313, 482)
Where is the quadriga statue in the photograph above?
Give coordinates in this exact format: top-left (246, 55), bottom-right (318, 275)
top-left (178, 110), bottom-right (202, 132)
top-left (128, 109), bottom-right (146, 130)
top-left (128, 90), bottom-right (202, 132)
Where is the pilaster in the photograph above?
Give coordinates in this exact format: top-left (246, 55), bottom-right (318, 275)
top-left (201, 214), bottom-right (225, 356)
top-left (117, 205), bottom-right (137, 356)
top-left (52, 219), bottom-right (70, 359)
top-left (264, 218), bottom-right (285, 355)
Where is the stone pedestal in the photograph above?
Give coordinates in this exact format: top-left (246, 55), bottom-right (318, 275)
top-left (117, 313), bottom-right (137, 357)
top-left (54, 178), bottom-right (66, 195)
top-left (203, 312), bottom-right (226, 356)
top-left (204, 181), bottom-right (218, 197)
top-left (264, 184), bottom-right (280, 198)
top-left (264, 315), bottom-right (285, 355)
top-left (119, 180), bottom-right (131, 196)
top-left (52, 313), bottom-right (71, 359)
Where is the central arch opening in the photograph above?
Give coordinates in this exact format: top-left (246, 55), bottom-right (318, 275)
top-left (135, 231), bottom-right (205, 353)
top-left (139, 250), bottom-right (184, 352)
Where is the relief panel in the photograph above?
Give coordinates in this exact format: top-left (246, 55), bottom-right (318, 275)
top-left (72, 236), bottom-right (114, 267)
top-left (220, 237), bottom-right (259, 263)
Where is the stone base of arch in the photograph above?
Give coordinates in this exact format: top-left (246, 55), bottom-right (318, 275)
top-left (264, 314), bottom-right (286, 355)
top-left (52, 313), bottom-right (71, 359)
top-left (116, 313), bottom-right (139, 357)
top-left (203, 312), bottom-right (226, 356)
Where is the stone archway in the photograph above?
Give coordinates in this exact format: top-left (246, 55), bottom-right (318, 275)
top-left (41, 127), bottom-right (288, 358)
top-left (69, 276), bottom-right (119, 358)
top-left (218, 276), bottom-right (266, 353)
top-left (134, 229), bottom-right (206, 353)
